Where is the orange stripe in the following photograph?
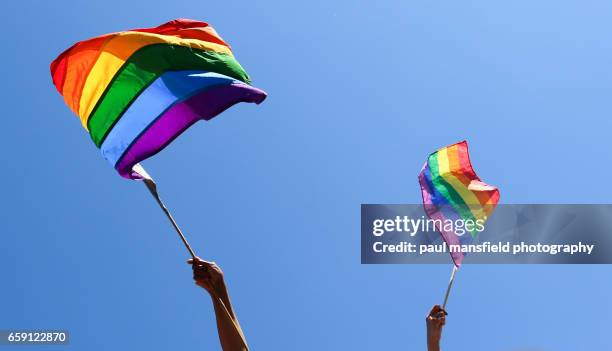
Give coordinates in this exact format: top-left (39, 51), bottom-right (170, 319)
top-left (449, 142), bottom-right (494, 208)
top-left (131, 19), bottom-right (228, 47)
top-left (61, 35), bottom-right (114, 115)
top-left (447, 145), bottom-right (468, 185)
top-left (459, 142), bottom-right (499, 210)
top-left (55, 20), bottom-right (231, 122)
top-left (77, 31), bottom-right (233, 127)
top-left (155, 27), bottom-right (228, 48)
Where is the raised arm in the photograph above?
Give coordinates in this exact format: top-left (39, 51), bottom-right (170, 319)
top-left (188, 257), bottom-right (249, 351)
top-left (426, 305), bottom-right (447, 351)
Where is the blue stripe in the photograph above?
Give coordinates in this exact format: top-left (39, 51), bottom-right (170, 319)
top-left (422, 164), bottom-right (472, 243)
top-left (100, 71), bottom-right (239, 166)
top-left (422, 164), bottom-right (449, 206)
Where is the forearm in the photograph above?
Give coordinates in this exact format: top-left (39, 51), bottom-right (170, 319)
top-left (214, 284), bottom-right (237, 320)
top-left (427, 339), bottom-right (440, 351)
top-left (425, 305), bottom-right (445, 351)
top-left (215, 282), bottom-right (248, 345)
top-left (189, 258), bottom-right (248, 350)
top-left (211, 296), bottom-right (249, 351)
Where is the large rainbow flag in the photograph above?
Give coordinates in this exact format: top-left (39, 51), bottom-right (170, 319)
top-left (418, 141), bottom-right (500, 266)
top-left (50, 19), bottom-right (267, 179)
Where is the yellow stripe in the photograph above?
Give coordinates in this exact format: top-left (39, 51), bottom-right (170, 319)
top-left (437, 145), bottom-right (487, 220)
top-left (467, 180), bottom-right (498, 217)
top-left (77, 31), bottom-right (233, 128)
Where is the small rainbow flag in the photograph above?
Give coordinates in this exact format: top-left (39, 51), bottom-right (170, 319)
top-left (50, 19), bottom-right (266, 179)
top-left (418, 141), bottom-right (500, 266)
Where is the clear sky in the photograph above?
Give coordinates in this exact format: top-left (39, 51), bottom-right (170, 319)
top-left (2, 1), bottom-right (611, 350)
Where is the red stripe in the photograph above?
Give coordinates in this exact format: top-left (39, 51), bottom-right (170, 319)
top-left (50, 50), bottom-right (68, 93)
top-left (50, 19), bottom-right (229, 96)
top-left (456, 141), bottom-right (477, 179)
top-left (457, 141), bottom-right (499, 206)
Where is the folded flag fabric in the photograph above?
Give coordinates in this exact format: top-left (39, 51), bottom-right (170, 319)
top-left (418, 141), bottom-right (500, 266)
top-left (50, 19), bottom-right (267, 179)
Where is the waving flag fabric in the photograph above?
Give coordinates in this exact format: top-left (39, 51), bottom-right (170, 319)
top-left (418, 141), bottom-right (500, 266)
top-left (50, 19), bottom-right (267, 179)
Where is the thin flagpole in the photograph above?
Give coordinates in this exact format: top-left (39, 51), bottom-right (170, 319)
top-left (442, 265), bottom-right (458, 310)
top-left (134, 164), bottom-right (197, 259)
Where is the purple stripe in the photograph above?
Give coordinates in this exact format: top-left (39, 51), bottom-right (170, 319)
top-left (418, 163), bottom-right (465, 266)
top-left (115, 83), bottom-right (267, 178)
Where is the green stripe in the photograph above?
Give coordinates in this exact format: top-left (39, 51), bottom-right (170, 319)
top-left (428, 153), bottom-right (478, 236)
top-left (87, 44), bottom-right (251, 146)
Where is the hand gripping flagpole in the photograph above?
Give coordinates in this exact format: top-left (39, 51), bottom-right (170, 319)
top-left (442, 265), bottom-right (458, 310)
top-left (133, 165), bottom-right (247, 343)
top-left (133, 164), bottom-right (197, 259)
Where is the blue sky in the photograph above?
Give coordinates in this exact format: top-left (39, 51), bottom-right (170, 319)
top-left (2, 0), bottom-right (611, 350)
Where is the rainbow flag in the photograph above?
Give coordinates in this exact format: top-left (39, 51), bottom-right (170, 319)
top-left (50, 19), bottom-right (267, 179)
top-left (418, 141), bottom-right (500, 266)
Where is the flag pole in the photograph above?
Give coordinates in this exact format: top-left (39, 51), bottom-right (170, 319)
top-left (442, 265), bottom-right (458, 310)
top-left (134, 164), bottom-right (197, 259)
